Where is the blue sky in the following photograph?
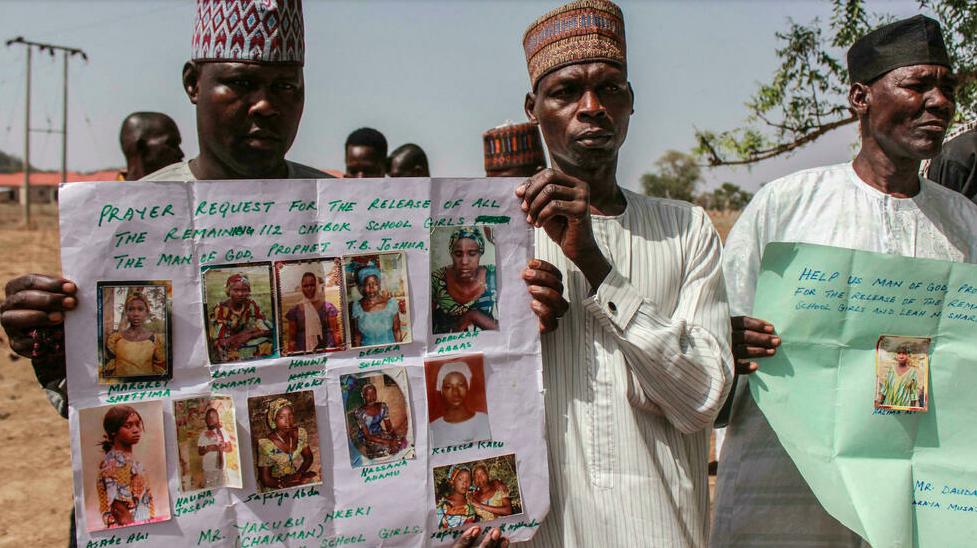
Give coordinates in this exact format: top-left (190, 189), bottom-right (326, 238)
top-left (0, 0), bottom-right (927, 192)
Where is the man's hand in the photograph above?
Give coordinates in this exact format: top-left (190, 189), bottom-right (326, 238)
top-left (516, 169), bottom-right (610, 289)
top-left (451, 526), bottom-right (509, 548)
top-left (731, 315), bottom-right (780, 375)
top-left (1, 274), bottom-right (76, 358)
top-left (522, 259), bottom-right (568, 334)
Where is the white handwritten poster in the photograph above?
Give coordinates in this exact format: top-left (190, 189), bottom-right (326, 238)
top-left (60, 178), bottom-right (548, 547)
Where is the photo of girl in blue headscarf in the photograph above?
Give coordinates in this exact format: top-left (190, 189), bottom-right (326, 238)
top-left (344, 252), bottom-right (412, 348)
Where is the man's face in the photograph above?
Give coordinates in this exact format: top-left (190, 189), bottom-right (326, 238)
top-left (527, 62), bottom-right (633, 170)
top-left (862, 64), bottom-right (956, 161)
top-left (189, 61), bottom-right (304, 177)
top-left (345, 145), bottom-right (386, 178)
top-left (141, 120), bottom-right (184, 174)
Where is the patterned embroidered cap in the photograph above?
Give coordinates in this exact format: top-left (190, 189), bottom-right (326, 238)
top-left (523, 0), bottom-right (626, 88)
top-left (483, 122), bottom-right (547, 172)
top-left (192, 0), bottom-right (305, 65)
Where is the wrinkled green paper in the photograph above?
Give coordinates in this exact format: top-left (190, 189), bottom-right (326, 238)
top-left (751, 242), bottom-right (977, 548)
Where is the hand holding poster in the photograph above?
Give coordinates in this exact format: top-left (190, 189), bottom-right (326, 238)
top-left (750, 242), bottom-right (977, 548)
top-left (60, 177), bottom-right (548, 547)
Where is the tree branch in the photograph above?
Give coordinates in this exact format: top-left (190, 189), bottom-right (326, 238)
top-left (699, 114), bottom-right (857, 167)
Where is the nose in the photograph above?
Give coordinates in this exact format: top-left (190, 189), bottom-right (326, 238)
top-left (577, 89), bottom-right (606, 119)
top-left (926, 87), bottom-right (955, 120)
top-left (249, 87), bottom-right (280, 118)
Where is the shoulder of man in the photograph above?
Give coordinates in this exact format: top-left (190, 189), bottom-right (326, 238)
top-left (920, 176), bottom-right (977, 217)
top-left (620, 187), bottom-right (716, 236)
top-left (286, 161), bottom-right (336, 179)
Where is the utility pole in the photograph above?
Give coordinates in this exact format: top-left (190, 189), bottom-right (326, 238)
top-left (5, 36), bottom-right (87, 228)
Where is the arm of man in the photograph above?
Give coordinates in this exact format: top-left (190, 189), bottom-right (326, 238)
top-left (722, 188), bottom-right (781, 374)
top-left (1, 274), bottom-right (77, 418)
top-left (518, 170), bottom-right (732, 434)
top-left (583, 211), bottom-right (734, 434)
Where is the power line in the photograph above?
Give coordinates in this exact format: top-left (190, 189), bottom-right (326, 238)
top-left (6, 36), bottom-right (88, 228)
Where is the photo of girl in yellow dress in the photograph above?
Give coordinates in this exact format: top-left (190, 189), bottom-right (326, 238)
top-left (97, 281), bottom-right (172, 383)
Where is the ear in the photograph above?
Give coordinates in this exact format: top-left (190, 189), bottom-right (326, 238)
top-left (849, 82), bottom-right (870, 117)
top-left (524, 92), bottom-right (538, 124)
top-left (627, 82), bottom-right (636, 115)
top-left (183, 61), bottom-right (200, 105)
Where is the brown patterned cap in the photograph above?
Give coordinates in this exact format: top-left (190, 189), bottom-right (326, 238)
top-left (483, 122), bottom-right (547, 172)
top-left (523, 0), bottom-right (626, 89)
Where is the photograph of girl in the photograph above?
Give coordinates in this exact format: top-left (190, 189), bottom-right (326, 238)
top-left (425, 354), bottom-right (491, 448)
top-left (433, 454), bottom-right (523, 530)
top-left (173, 395), bottom-right (242, 492)
top-left (247, 391), bottom-right (322, 493)
top-left (97, 282), bottom-right (171, 383)
top-left (430, 226), bottom-right (499, 335)
top-left (79, 401), bottom-right (170, 532)
top-left (344, 252), bottom-right (412, 348)
top-left (275, 258), bottom-right (346, 356)
top-left (340, 367), bottom-right (416, 467)
top-left (875, 335), bottom-right (930, 411)
top-left (202, 263), bottom-right (277, 364)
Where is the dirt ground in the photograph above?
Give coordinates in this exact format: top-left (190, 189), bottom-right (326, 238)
top-left (0, 204), bottom-right (739, 547)
top-left (0, 204), bottom-right (73, 547)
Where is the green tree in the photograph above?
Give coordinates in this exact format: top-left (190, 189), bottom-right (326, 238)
top-left (641, 150), bottom-right (701, 202)
top-left (711, 182), bottom-right (754, 211)
top-left (694, 0), bottom-right (977, 167)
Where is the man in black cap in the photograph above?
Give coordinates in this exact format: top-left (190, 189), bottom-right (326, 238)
top-left (118, 112), bottom-right (184, 181)
top-left (712, 15), bottom-right (977, 548)
top-left (387, 143), bottom-right (430, 177)
top-left (927, 120), bottom-right (977, 203)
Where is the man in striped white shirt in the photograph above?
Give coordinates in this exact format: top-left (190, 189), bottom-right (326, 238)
top-left (517, 2), bottom-right (734, 546)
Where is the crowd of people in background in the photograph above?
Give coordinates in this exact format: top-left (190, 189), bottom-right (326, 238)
top-left (3, 1), bottom-right (977, 548)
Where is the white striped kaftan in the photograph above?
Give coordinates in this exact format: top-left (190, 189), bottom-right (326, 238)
top-left (525, 188), bottom-right (734, 548)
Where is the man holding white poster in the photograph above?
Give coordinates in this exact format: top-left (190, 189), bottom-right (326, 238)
top-left (712, 15), bottom-right (977, 548)
top-left (516, 2), bottom-right (734, 547)
top-left (0, 1), bottom-right (330, 544)
top-left (2, 0), bottom-right (331, 417)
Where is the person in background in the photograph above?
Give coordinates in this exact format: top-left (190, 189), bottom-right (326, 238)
top-left (256, 398), bottom-right (316, 491)
top-left (516, 1), bottom-right (733, 546)
top-left (97, 405), bottom-right (155, 529)
top-left (285, 272), bottom-right (340, 354)
top-left (387, 143), bottom-right (430, 177)
top-left (103, 292), bottom-right (165, 378)
top-left (345, 127), bottom-right (388, 178)
top-left (483, 121), bottom-right (546, 178)
top-left (713, 15), bottom-right (977, 548)
top-left (926, 119), bottom-right (977, 202)
top-left (117, 112), bottom-right (184, 181)
top-left (350, 264), bottom-right (402, 347)
top-left (430, 360), bottom-right (492, 447)
top-left (431, 227), bottom-right (499, 335)
top-left (197, 407), bottom-right (233, 488)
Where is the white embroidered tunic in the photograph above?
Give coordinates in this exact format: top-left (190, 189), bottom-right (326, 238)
top-left (712, 163), bottom-right (977, 548)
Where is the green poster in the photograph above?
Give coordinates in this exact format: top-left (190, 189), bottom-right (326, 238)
top-left (751, 242), bottom-right (977, 548)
